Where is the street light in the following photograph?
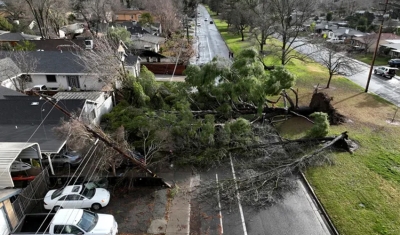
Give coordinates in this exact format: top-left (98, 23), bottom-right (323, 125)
top-left (365, 0), bottom-right (389, 92)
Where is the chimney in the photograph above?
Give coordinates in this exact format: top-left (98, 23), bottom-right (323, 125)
top-left (345, 29), bottom-right (349, 34)
top-left (325, 25), bottom-right (328, 29)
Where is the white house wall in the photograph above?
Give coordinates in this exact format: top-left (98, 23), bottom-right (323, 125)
top-left (26, 74), bottom-right (104, 91)
top-left (81, 95), bottom-right (113, 125)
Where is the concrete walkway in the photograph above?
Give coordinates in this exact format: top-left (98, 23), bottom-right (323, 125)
top-left (149, 170), bottom-right (199, 235)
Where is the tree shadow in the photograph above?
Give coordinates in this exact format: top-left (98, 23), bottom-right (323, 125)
top-left (333, 92), bottom-right (364, 105)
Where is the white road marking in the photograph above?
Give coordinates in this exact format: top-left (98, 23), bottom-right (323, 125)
top-left (206, 34), bottom-right (212, 61)
top-left (188, 175), bottom-right (201, 235)
top-left (229, 155), bottom-right (248, 235)
top-left (216, 174), bottom-right (224, 234)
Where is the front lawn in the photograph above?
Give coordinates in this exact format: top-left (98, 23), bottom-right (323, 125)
top-left (208, 8), bottom-right (400, 235)
top-left (351, 52), bottom-right (390, 66)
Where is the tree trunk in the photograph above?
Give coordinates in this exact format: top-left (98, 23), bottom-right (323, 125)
top-left (326, 72), bottom-right (333, 88)
top-left (241, 29), bottom-right (245, 41)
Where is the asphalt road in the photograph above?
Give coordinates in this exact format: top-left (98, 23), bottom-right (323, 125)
top-left (195, 6), bottom-right (230, 65)
top-left (291, 38), bottom-right (400, 106)
top-left (193, 5), bottom-right (332, 235)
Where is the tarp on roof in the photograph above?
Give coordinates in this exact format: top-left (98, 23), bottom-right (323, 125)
top-left (0, 142), bottom-right (41, 189)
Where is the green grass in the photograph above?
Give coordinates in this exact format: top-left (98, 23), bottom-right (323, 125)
top-left (207, 8), bottom-right (400, 235)
top-left (352, 53), bottom-right (390, 66)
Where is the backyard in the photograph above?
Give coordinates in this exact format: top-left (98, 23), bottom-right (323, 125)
top-left (208, 8), bottom-right (400, 235)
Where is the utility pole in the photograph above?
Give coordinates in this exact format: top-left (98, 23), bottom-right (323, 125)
top-left (365, 0), bottom-right (389, 92)
top-left (36, 93), bottom-right (171, 187)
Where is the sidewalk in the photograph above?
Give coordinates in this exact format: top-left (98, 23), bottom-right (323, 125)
top-left (147, 170), bottom-right (199, 235)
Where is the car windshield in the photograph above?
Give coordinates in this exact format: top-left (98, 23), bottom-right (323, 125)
top-left (81, 187), bottom-right (96, 199)
top-left (77, 210), bottom-right (98, 232)
top-left (51, 188), bottom-right (64, 199)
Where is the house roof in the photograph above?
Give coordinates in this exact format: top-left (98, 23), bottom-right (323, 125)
top-left (127, 25), bottom-right (150, 35)
top-left (53, 91), bottom-right (102, 101)
top-left (353, 33), bottom-right (400, 44)
top-left (380, 43), bottom-right (400, 50)
top-left (125, 55), bottom-right (140, 66)
top-left (131, 34), bottom-right (165, 44)
top-left (30, 39), bottom-right (85, 51)
top-left (0, 32), bottom-right (41, 41)
top-left (0, 142), bottom-right (41, 189)
top-left (0, 57), bottom-right (21, 81)
top-left (0, 95), bottom-right (86, 153)
top-left (0, 188), bottom-right (21, 201)
top-left (115, 10), bottom-right (148, 15)
top-left (331, 28), bottom-right (365, 37)
top-left (0, 86), bottom-right (26, 99)
top-left (129, 49), bottom-right (166, 58)
top-left (0, 51), bottom-right (86, 74)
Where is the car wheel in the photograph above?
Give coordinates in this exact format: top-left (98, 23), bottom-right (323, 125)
top-left (91, 203), bottom-right (102, 210)
top-left (53, 206), bottom-right (62, 212)
top-left (374, 70), bottom-right (377, 74)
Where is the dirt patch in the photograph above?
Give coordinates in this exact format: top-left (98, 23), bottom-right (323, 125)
top-left (101, 187), bottom-right (166, 234)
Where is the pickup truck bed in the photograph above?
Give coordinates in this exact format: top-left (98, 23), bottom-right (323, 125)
top-left (13, 214), bottom-right (55, 234)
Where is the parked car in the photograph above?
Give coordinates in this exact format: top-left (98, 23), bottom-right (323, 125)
top-left (197, 22), bottom-right (201, 27)
top-left (10, 209), bottom-right (118, 235)
top-left (44, 185), bottom-right (110, 211)
top-left (210, 21), bottom-right (214, 24)
top-left (388, 58), bottom-right (400, 67)
top-left (204, 18), bottom-right (208, 21)
top-left (42, 151), bottom-right (82, 168)
top-left (374, 66), bottom-right (398, 79)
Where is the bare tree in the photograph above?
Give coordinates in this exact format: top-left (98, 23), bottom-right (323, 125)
top-left (1, 0), bottom-right (29, 21)
top-left (269, 0), bottom-right (317, 65)
top-left (71, 0), bottom-right (121, 37)
top-left (141, 0), bottom-right (180, 36)
top-left (164, 32), bottom-right (196, 64)
top-left (24, 0), bottom-right (61, 38)
top-left (245, 0), bottom-right (275, 52)
top-left (0, 51), bottom-right (38, 91)
top-left (74, 37), bottom-right (128, 87)
top-left (314, 42), bottom-right (361, 88)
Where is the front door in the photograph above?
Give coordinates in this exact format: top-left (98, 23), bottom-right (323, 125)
top-left (67, 76), bottom-right (80, 89)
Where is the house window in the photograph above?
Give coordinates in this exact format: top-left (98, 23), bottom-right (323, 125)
top-left (20, 74), bottom-right (32, 82)
top-left (46, 75), bottom-right (57, 83)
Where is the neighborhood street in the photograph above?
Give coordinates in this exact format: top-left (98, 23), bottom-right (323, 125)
top-left (291, 39), bottom-right (400, 106)
top-left (192, 5), bottom-right (333, 235)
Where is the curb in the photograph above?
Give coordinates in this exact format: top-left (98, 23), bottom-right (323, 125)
top-left (299, 171), bottom-right (340, 235)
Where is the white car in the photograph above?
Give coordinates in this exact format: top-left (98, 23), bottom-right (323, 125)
top-left (44, 185), bottom-right (110, 211)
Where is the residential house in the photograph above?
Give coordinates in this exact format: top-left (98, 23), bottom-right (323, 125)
top-left (130, 34), bottom-right (165, 52)
top-left (0, 87), bottom-right (113, 173)
top-left (52, 91), bottom-right (113, 125)
top-left (352, 33), bottom-right (400, 53)
top-left (0, 32), bottom-right (41, 47)
top-left (0, 51), bottom-right (109, 91)
top-left (326, 28), bottom-right (365, 41)
top-left (114, 10), bottom-right (149, 23)
top-left (124, 55), bottom-right (142, 77)
top-left (29, 39), bottom-right (86, 51)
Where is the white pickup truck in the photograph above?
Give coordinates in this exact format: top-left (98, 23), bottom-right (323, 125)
top-left (11, 209), bottom-right (118, 235)
top-left (326, 38), bottom-right (344, 43)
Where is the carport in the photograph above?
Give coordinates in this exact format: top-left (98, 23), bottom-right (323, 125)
top-left (0, 142), bottom-right (51, 188)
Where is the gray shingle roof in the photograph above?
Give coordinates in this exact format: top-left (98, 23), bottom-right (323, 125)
top-left (0, 86), bottom-right (26, 99)
top-left (0, 51), bottom-right (86, 74)
top-left (0, 57), bottom-right (21, 81)
top-left (0, 97), bottom-right (85, 153)
top-left (0, 32), bottom-right (41, 41)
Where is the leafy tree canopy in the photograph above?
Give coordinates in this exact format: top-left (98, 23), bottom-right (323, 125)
top-left (102, 48), bottom-right (296, 166)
